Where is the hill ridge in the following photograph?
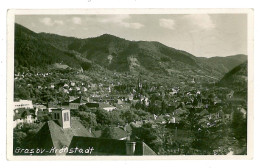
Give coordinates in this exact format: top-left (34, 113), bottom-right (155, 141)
top-left (14, 23), bottom-right (247, 83)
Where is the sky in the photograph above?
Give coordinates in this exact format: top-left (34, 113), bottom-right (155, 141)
top-left (15, 14), bottom-right (247, 57)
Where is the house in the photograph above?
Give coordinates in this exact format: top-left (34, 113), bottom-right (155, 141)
top-left (226, 90), bottom-right (234, 99)
top-left (85, 102), bottom-right (99, 109)
top-left (154, 115), bottom-right (167, 124)
top-left (127, 94), bottom-right (134, 101)
top-left (117, 99), bottom-right (124, 105)
top-left (69, 97), bottom-right (86, 109)
top-left (27, 109), bottom-right (155, 156)
top-left (34, 104), bottom-right (47, 118)
top-left (67, 137), bottom-right (156, 155)
top-left (225, 114), bottom-right (232, 120)
top-left (169, 88), bottom-right (178, 96)
top-left (13, 109), bottom-right (36, 128)
top-left (99, 103), bottom-right (116, 112)
top-left (50, 84), bottom-right (55, 89)
top-left (35, 109), bottom-right (49, 121)
top-left (239, 107), bottom-right (247, 118)
top-left (115, 103), bottom-right (131, 110)
top-left (58, 102), bottom-right (70, 109)
top-left (83, 87), bottom-right (88, 92)
top-left (69, 96), bottom-right (77, 102)
top-left (33, 104), bottom-right (47, 110)
top-left (47, 101), bottom-right (59, 109)
top-left (196, 109), bottom-right (209, 117)
top-left (63, 89), bottom-right (69, 93)
top-left (63, 84), bottom-right (69, 88)
top-left (130, 121), bottom-right (143, 128)
top-left (14, 100), bottom-right (33, 110)
top-left (30, 111), bottom-right (94, 155)
top-left (70, 82), bottom-right (75, 87)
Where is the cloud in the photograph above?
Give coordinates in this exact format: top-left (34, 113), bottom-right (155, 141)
top-left (182, 14), bottom-right (215, 31)
top-left (98, 15), bottom-right (144, 29)
top-left (39, 17), bottom-right (64, 26)
top-left (121, 22), bottom-right (144, 29)
top-left (54, 20), bottom-right (64, 25)
top-left (159, 18), bottom-right (175, 30)
top-left (40, 17), bottom-right (53, 26)
top-left (99, 15), bottom-right (130, 23)
top-left (72, 17), bottom-right (82, 25)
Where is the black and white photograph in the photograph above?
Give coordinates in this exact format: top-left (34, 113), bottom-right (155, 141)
top-left (6, 9), bottom-right (253, 159)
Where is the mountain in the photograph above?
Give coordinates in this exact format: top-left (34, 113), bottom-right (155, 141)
top-left (218, 61), bottom-right (247, 86)
top-left (198, 54), bottom-right (247, 74)
top-left (15, 24), bottom-right (83, 69)
top-left (14, 23), bottom-right (247, 83)
top-left (218, 61), bottom-right (247, 98)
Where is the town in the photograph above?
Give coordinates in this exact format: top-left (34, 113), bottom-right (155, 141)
top-left (13, 66), bottom-right (247, 155)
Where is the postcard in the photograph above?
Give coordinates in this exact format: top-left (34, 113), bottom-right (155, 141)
top-left (6, 8), bottom-right (254, 160)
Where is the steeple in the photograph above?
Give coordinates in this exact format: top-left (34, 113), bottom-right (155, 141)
top-left (137, 75), bottom-right (142, 90)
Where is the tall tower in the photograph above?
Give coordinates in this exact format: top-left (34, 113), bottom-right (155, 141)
top-left (137, 75), bottom-right (142, 91)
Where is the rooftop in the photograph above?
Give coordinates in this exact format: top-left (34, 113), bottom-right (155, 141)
top-left (32, 118), bottom-right (94, 155)
top-left (67, 136), bottom-right (156, 156)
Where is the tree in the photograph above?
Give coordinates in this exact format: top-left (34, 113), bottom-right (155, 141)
top-left (100, 127), bottom-right (116, 139)
top-left (121, 110), bottom-right (140, 123)
top-left (78, 112), bottom-right (97, 129)
top-left (95, 109), bottom-right (124, 126)
top-left (13, 131), bottom-right (27, 148)
top-left (131, 123), bottom-right (162, 153)
top-left (161, 100), bottom-right (167, 114)
top-left (231, 110), bottom-right (247, 147)
top-left (13, 123), bottom-right (43, 150)
top-left (78, 104), bottom-right (89, 112)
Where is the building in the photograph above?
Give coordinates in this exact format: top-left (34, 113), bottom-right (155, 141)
top-left (69, 97), bottom-right (86, 109)
top-left (26, 108), bottom-right (155, 156)
top-left (13, 109), bottom-right (36, 128)
top-left (68, 137), bottom-right (156, 156)
top-left (99, 103), bottom-right (116, 112)
top-left (13, 100), bottom-right (33, 110)
top-left (51, 109), bottom-right (71, 129)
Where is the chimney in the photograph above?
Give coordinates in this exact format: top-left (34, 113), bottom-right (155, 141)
top-left (126, 141), bottom-right (136, 155)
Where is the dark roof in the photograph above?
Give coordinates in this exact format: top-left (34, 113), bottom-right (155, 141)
top-left (67, 137), bottom-right (156, 156)
top-left (70, 97), bottom-right (82, 104)
top-left (86, 102), bottom-right (99, 108)
top-left (113, 127), bottom-right (128, 139)
top-left (32, 118), bottom-right (94, 155)
top-left (70, 96), bottom-right (88, 104)
top-left (99, 103), bottom-right (115, 109)
top-left (200, 109), bottom-right (209, 116)
top-left (58, 102), bottom-right (69, 106)
top-left (92, 130), bottom-right (102, 138)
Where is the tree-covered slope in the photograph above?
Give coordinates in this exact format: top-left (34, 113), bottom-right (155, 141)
top-left (14, 23), bottom-right (247, 81)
